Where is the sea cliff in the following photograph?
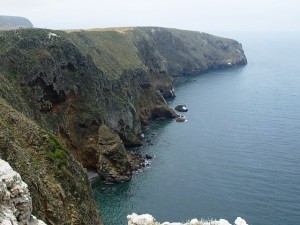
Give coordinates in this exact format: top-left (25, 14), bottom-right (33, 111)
top-left (0, 20), bottom-right (247, 224)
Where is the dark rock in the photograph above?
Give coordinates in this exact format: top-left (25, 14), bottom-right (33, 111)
top-left (176, 116), bottom-right (186, 122)
top-left (127, 151), bottom-right (145, 171)
top-left (175, 105), bottom-right (188, 112)
top-left (97, 125), bottom-right (132, 183)
top-left (145, 153), bottom-right (153, 159)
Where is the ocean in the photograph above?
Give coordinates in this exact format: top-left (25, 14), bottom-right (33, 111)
top-left (92, 32), bottom-right (300, 225)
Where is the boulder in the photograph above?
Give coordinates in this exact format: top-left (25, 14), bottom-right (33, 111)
top-left (127, 213), bottom-right (248, 225)
top-left (176, 116), bottom-right (186, 122)
top-left (145, 153), bottom-right (153, 159)
top-left (175, 105), bottom-right (188, 112)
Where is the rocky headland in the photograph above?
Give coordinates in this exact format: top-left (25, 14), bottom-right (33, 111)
top-left (0, 17), bottom-right (247, 224)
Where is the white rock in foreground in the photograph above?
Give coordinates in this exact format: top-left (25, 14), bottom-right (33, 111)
top-left (128, 213), bottom-right (248, 225)
top-left (0, 159), bottom-right (47, 225)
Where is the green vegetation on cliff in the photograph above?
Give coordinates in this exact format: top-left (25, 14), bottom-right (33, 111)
top-left (0, 25), bottom-right (247, 224)
top-left (0, 98), bottom-right (102, 225)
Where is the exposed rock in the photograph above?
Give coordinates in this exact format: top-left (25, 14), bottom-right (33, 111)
top-left (0, 159), bottom-right (46, 225)
top-left (145, 153), bottom-right (153, 159)
top-left (127, 151), bottom-right (145, 171)
top-left (234, 217), bottom-right (248, 225)
top-left (127, 213), bottom-right (248, 225)
top-left (128, 213), bottom-right (155, 225)
top-left (0, 98), bottom-right (102, 225)
top-left (175, 105), bottom-right (188, 112)
top-left (97, 124), bottom-right (132, 183)
top-left (0, 27), bottom-right (246, 178)
top-left (0, 26), bottom-right (247, 217)
top-left (176, 116), bottom-right (186, 122)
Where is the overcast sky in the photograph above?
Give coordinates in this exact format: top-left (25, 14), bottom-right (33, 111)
top-left (1, 0), bottom-right (299, 33)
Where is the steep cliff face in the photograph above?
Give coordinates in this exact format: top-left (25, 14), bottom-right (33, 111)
top-left (0, 98), bottom-right (102, 225)
top-left (0, 26), bottom-right (247, 221)
top-left (0, 16), bottom-right (33, 30)
top-left (0, 27), bottom-right (246, 179)
top-left (127, 27), bottom-right (247, 96)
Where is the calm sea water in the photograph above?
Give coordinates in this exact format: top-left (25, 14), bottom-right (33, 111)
top-left (93, 32), bottom-right (300, 225)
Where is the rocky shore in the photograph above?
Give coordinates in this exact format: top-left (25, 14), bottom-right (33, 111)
top-left (127, 213), bottom-right (248, 225)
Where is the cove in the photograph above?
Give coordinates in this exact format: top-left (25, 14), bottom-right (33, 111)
top-left (93, 33), bottom-right (300, 225)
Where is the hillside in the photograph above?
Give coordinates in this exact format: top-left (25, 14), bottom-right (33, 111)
top-left (0, 26), bottom-right (246, 224)
top-left (0, 15), bottom-right (33, 30)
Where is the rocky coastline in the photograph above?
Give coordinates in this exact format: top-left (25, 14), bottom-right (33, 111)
top-left (0, 17), bottom-right (247, 224)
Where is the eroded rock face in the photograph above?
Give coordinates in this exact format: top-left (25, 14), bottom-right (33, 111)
top-left (127, 213), bottom-right (248, 225)
top-left (0, 159), bottom-right (46, 225)
top-left (0, 98), bottom-right (102, 225)
top-left (97, 125), bottom-right (132, 183)
top-left (0, 27), bottom-right (246, 187)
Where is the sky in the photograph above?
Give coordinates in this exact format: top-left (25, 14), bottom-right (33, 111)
top-left (1, 0), bottom-right (300, 33)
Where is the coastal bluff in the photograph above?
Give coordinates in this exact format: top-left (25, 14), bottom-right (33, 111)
top-left (0, 21), bottom-right (247, 224)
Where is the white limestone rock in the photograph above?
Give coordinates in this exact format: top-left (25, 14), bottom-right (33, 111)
top-left (234, 217), bottom-right (248, 225)
top-left (127, 213), bottom-right (248, 225)
top-left (0, 159), bottom-right (47, 225)
top-left (128, 213), bottom-right (155, 225)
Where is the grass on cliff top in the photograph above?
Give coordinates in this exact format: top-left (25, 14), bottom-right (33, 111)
top-left (64, 27), bottom-right (134, 33)
top-left (65, 29), bottom-right (146, 78)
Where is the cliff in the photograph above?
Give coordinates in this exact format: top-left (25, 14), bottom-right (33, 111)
top-left (0, 26), bottom-right (247, 224)
top-left (0, 98), bottom-right (102, 225)
top-left (0, 16), bottom-right (33, 30)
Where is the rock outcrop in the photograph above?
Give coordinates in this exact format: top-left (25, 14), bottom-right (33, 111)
top-left (0, 98), bottom-right (102, 225)
top-left (97, 125), bottom-right (132, 183)
top-left (0, 158), bottom-right (46, 225)
top-left (175, 105), bottom-right (188, 112)
top-left (127, 213), bottom-right (248, 225)
top-left (0, 26), bottom-right (246, 177)
top-left (0, 16), bottom-right (33, 30)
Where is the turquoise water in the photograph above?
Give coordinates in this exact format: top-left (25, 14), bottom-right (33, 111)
top-left (93, 33), bottom-right (300, 225)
